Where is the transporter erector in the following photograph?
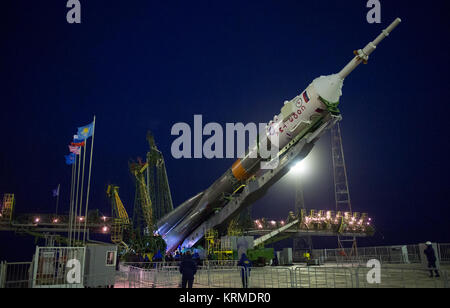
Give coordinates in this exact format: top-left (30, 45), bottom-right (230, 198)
top-left (157, 18), bottom-right (402, 252)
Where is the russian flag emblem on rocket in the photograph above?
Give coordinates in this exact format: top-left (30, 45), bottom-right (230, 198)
top-left (302, 91), bottom-right (310, 103)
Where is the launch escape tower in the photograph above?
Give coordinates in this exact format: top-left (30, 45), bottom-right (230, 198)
top-left (146, 131), bottom-right (174, 222)
top-left (331, 123), bottom-right (357, 256)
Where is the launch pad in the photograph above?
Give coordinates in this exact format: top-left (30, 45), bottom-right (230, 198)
top-left (0, 17), bottom-right (404, 268)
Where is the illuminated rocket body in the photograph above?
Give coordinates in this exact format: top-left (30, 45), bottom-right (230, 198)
top-left (157, 18), bottom-right (402, 252)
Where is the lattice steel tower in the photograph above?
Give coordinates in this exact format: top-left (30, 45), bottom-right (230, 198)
top-left (130, 160), bottom-right (153, 234)
top-left (331, 123), bottom-right (357, 255)
top-left (293, 178), bottom-right (313, 262)
top-left (146, 131), bottom-right (174, 222)
top-left (0, 194), bottom-right (15, 222)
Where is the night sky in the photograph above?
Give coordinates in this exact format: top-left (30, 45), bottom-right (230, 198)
top-left (1, 1), bottom-right (449, 261)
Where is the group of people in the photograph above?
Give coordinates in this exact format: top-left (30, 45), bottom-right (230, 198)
top-left (178, 252), bottom-right (253, 289)
top-left (128, 249), bottom-right (253, 288)
top-left (129, 242), bottom-right (440, 289)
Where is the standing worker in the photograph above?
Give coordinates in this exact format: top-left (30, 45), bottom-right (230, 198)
top-left (193, 250), bottom-right (201, 266)
top-left (179, 251), bottom-right (197, 288)
top-left (424, 242), bottom-right (440, 278)
top-left (238, 253), bottom-right (252, 288)
top-left (175, 251), bottom-right (182, 262)
top-left (152, 250), bottom-right (163, 262)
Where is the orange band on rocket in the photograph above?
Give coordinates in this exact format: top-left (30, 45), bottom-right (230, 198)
top-left (231, 159), bottom-right (249, 181)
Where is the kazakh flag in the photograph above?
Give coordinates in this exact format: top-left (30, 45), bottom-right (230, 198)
top-left (77, 122), bottom-right (94, 140)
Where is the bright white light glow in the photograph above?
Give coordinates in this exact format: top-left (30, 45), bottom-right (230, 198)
top-left (290, 160), bottom-right (307, 175)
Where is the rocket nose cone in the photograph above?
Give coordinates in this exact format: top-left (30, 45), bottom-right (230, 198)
top-left (312, 74), bottom-right (344, 104)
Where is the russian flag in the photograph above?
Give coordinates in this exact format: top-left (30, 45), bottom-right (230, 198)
top-left (302, 91), bottom-right (310, 103)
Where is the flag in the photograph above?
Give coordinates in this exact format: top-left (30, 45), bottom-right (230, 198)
top-left (302, 91), bottom-right (310, 103)
top-left (52, 184), bottom-right (60, 197)
top-left (77, 122), bottom-right (94, 140)
top-left (68, 145), bottom-right (81, 155)
top-left (73, 135), bottom-right (85, 143)
top-left (71, 141), bottom-right (85, 147)
top-left (65, 153), bottom-right (76, 165)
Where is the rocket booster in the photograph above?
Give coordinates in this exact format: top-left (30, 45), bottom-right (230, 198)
top-left (157, 18), bottom-right (402, 252)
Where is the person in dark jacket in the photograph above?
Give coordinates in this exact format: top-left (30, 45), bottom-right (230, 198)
top-left (192, 251), bottom-right (201, 266)
top-left (165, 253), bottom-right (174, 265)
top-left (424, 242), bottom-right (440, 278)
top-left (175, 251), bottom-right (182, 262)
top-left (179, 251), bottom-right (197, 288)
top-left (237, 253), bottom-right (252, 288)
top-left (152, 250), bottom-right (163, 262)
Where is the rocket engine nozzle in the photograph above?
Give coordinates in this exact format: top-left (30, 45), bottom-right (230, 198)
top-left (338, 18), bottom-right (402, 79)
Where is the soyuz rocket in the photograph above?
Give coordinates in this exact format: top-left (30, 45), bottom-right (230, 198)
top-left (157, 18), bottom-right (402, 252)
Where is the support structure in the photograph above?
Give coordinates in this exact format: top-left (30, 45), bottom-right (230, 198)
top-left (107, 185), bottom-right (130, 248)
top-left (146, 131), bottom-right (174, 222)
top-left (331, 123), bottom-right (357, 257)
top-left (0, 194), bottom-right (15, 222)
top-left (130, 161), bottom-right (153, 234)
top-left (293, 179), bottom-right (313, 262)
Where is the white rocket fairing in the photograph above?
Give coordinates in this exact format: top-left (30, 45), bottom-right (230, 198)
top-left (157, 18), bottom-right (402, 252)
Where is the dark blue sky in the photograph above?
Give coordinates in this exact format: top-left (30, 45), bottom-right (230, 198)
top-left (1, 1), bottom-right (449, 260)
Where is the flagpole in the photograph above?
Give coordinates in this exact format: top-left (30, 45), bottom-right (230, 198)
top-left (83, 115), bottom-right (96, 243)
top-left (68, 156), bottom-right (76, 246)
top-left (73, 147), bottom-right (82, 246)
top-left (68, 163), bottom-right (73, 245)
top-left (77, 139), bottom-right (87, 242)
top-left (55, 184), bottom-right (60, 216)
top-left (70, 152), bottom-right (79, 246)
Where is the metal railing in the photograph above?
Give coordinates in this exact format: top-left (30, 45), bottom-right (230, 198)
top-left (294, 265), bottom-right (449, 288)
top-left (117, 263), bottom-right (449, 288)
top-left (31, 246), bottom-right (86, 288)
top-left (438, 244), bottom-right (450, 263)
top-left (2, 262), bottom-right (449, 288)
top-left (0, 261), bottom-right (33, 288)
top-left (293, 266), bottom-right (354, 288)
top-left (312, 243), bottom-right (450, 266)
top-left (354, 266), bottom-right (449, 288)
top-left (121, 260), bottom-right (238, 268)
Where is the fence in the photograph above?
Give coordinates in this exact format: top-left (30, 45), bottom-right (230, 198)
top-left (119, 261), bottom-right (244, 288)
top-left (312, 243), bottom-right (450, 266)
top-left (31, 246), bottom-right (86, 288)
top-left (0, 246), bottom-right (88, 288)
top-left (2, 243), bottom-right (449, 288)
top-left (1, 262), bottom-right (449, 288)
top-left (438, 244), bottom-right (450, 263)
top-left (196, 266), bottom-right (294, 288)
top-left (293, 265), bottom-right (449, 288)
top-left (0, 261), bottom-right (120, 289)
top-left (0, 262), bottom-right (33, 288)
top-left (121, 260), bottom-right (239, 269)
top-left (117, 262), bottom-right (449, 289)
